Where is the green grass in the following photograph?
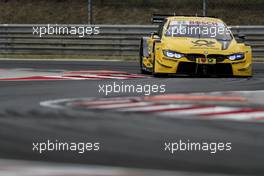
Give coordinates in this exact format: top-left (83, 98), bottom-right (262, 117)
top-left (1, 1), bottom-right (263, 60)
top-left (0, 0), bottom-right (264, 25)
top-left (0, 54), bottom-right (138, 61)
top-left (1, 54), bottom-right (263, 62)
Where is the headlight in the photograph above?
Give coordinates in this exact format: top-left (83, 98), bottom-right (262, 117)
top-left (228, 53), bottom-right (244, 60)
top-left (163, 50), bottom-right (184, 59)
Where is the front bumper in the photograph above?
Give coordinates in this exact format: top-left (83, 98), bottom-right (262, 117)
top-left (153, 56), bottom-right (252, 77)
top-left (176, 62), bottom-right (233, 75)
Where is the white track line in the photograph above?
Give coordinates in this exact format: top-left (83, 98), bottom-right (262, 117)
top-left (79, 75), bottom-right (130, 79)
top-left (0, 159), bottom-right (228, 176)
top-left (90, 102), bottom-right (152, 109)
top-left (118, 104), bottom-right (193, 112)
top-left (71, 99), bottom-right (133, 106)
top-left (207, 111), bottom-right (264, 121)
top-left (158, 106), bottom-right (238, 116)
top-left (46, 76), bottom-right (87, 80)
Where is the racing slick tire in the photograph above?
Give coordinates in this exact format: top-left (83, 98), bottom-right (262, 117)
top-left (139, 40), bottom-right (150, 74)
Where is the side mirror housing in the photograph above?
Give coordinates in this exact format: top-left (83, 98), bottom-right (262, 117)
top-left (237, 34), bottom-right (246, 43)
top-left (151, 31), bottom-right (158, 36)
top-left (151, 31), bottom-right (160, 39)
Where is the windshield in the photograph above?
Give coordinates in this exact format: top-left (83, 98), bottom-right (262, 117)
top-left (165, 20), bottom-right (233, 40)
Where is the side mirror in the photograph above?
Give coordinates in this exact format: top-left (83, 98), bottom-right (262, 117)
top-left (150, 31), bottom-right (160, 39)
top-left (237, 34), bottom-right (246, 43)
top-left (151, 31), bottom-right (158, 36)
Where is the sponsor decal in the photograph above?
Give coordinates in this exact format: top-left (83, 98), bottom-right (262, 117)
top-left (192, 40), bottom-right (215, 47)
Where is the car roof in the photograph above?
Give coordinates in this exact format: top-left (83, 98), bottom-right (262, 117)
top-left (167, 16), bottom-right (223, 23)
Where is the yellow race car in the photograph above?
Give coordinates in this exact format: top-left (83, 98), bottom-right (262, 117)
top-left (140, 14), bottom-right (252, 77)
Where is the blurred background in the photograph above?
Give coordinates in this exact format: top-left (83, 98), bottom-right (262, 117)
top-left (0, 0), bottom-right (264, 25)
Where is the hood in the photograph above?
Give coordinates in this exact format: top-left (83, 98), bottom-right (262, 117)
top-left (162, 37), bottom-right (241, 55)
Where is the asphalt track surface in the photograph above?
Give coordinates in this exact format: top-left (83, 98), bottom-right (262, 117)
top-left (0, 60), bottom-right (264, 175)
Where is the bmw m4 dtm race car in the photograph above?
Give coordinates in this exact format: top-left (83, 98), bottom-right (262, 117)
top-left (140, 14), bottom-right (252, 77)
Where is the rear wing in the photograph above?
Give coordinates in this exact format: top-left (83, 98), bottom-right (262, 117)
top-left (151, 13), bottom-right (218, 23)
top-left (151, 14), bottom-right (176, 23)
